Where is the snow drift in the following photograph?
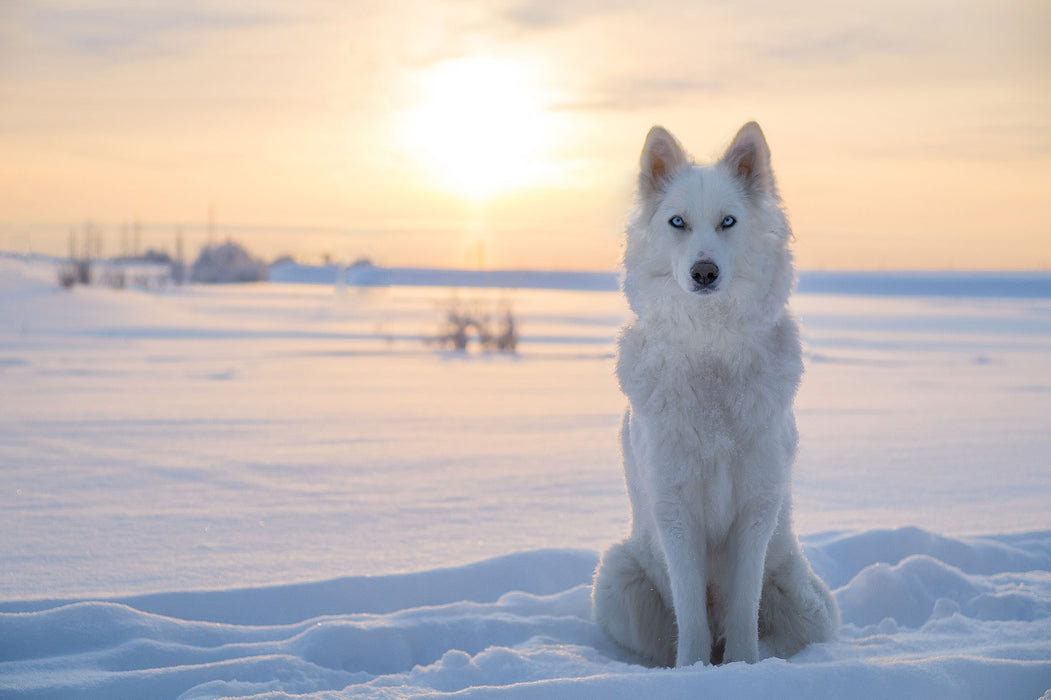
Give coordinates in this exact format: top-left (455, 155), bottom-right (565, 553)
top-left (2, 529), bottom-right (1049, 699)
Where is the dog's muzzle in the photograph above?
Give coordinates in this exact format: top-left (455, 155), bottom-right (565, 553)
top-left (690, 260), bottom-right (720, 292)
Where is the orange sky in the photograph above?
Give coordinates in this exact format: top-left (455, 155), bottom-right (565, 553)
top-left (1, 0), bottom-right (1048, 270)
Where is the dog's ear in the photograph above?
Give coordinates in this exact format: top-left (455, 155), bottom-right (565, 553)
top-left (639, 126), bottom-right (689, 198)
top-left (721, 121), bottom-right (774, 194)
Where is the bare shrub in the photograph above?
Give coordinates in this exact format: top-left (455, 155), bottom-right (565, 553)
top-left (492, 307), bottom-right (517, 352)
top-left (57, 265), bottom-right (77, 289)
top-left (57, 259), bottom-right (91, 289)
top-left (74, 259), bottom-right (92, 285)
top-left (437, 296), bottom-right (518, 353)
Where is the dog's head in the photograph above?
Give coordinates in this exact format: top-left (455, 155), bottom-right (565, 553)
top-left (623, 122), bottom-right (794, 323)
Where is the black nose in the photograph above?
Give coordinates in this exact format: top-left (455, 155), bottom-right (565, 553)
top-left (690, 260), bottom-right (719, 288)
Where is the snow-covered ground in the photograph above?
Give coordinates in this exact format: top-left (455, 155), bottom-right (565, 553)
top-left (1, 256), bottom-right (1049, 699)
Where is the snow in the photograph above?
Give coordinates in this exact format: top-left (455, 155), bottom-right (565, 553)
top-left (269, 260), bottom-right (621, 292)
top-left (1, 254), bottom-right (1049, 699)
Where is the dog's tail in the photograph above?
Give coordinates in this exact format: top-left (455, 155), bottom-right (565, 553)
top-left (759, 540), bottom-right (840, 657)
top-left (593, 539), bottom-right (676, 667)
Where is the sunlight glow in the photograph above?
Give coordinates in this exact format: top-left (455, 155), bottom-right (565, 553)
top-left (398, 56), bottom-right (562, 202)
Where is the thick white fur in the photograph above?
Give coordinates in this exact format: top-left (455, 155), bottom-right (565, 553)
top-left (592, 122), bottom-right (839, 667)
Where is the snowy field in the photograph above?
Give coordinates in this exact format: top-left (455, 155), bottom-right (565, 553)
top-left (1, 255), bottom-right (1050, 699)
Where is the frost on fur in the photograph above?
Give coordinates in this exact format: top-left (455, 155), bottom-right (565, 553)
top-left (594, 122), bottom-right (839, 667)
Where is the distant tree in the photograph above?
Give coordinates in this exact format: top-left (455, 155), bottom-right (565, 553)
top-left (140, 249), bottom-right (173, 264)
top-left (61, 223), bottom-right (94, 287)
top-left (190, 240), bottom-right (268, 283)
top-left (172, 228), bottom-right (186, 285)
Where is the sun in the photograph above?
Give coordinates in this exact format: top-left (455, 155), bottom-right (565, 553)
top-left (398, 56), bottom-right (561, 202)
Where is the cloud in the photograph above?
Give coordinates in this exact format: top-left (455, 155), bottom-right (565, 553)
top-left (22, 2), bottom-right (285, 60)
top-left (555, 77), bottom-right (727, 112)
top-left (501, 0), bottom-right (631, 30)
top-left (760, 27), bottom-right (913, 65)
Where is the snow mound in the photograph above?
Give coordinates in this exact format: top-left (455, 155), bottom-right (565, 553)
top-left (836, 553), bottom-right (1051, 628)
top-left (806, 526), bottom-right (1051, 589)
top-left (2, 528), bottom-right (1049, 699)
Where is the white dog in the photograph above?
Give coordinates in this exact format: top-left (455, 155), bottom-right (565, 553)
top-left (592, 122), bottom-right (839, 667)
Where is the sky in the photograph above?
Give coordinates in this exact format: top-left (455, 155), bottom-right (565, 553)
top-left (0, 0), bottom-right (1048, 270)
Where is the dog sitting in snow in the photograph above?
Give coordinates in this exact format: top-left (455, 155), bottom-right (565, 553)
top-left (592, 122), bottom-right (839, 667)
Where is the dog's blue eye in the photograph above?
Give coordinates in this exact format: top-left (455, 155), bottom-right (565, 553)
top-left (669, 216), bottom-right (686, 229)
top-left (721, 215), bottom-right (736, 229)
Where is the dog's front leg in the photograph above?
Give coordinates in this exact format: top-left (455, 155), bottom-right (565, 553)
top-left (722, 499), bottom-right (781, 663)
top-left (654, 502), bottom-right (711, 667)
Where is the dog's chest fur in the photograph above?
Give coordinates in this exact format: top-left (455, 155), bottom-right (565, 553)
top-left (617, 312), bottom-right (802, 536)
